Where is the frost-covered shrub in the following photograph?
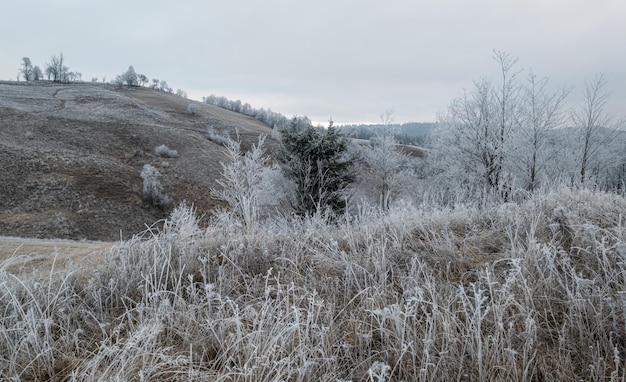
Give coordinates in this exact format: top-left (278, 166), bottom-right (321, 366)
top-left (140, 164), bottom-right (172, 208)
top-left (212, 135), bottom-right (284, 235)
top-left (187, 103), bottom-right (199, 115)
top-left (154, 144), bottom-right (179, 158)
top-left (206, 125), bottom-right (230, 146)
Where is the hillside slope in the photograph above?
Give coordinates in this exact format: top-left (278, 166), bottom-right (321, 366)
top-left (0, 81), bottom-right (275, 240)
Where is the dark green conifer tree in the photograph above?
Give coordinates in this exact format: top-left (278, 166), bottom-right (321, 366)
top-left (278, 118), bottom-right (355, 217)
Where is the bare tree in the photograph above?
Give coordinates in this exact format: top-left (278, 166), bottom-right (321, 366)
top-left (159, 80), bottom-right (171, 92)
top-left (445, 78), bottom-right (500, 189)
top-left (492, 50), bottom-right (522, 195)
top-left (45, 53), bottom-right (69, 82)
top-left (355, 108), bottom-right (415, 210)
top-left (438, 51), bottom-right (521, 199)
top-left (513, 71), bottom-right (571, 191)
top-left (138, 73), bottom-right (148, 87)
top-left (379, 107), bottom-right (395, 126)
top-left (571, 74), bottom-right (621, 184)
top-left (67, 71), bottom-right (82, 82)
top-left (19, 57), bottom-right (33, 81)
top-left (358, 132), bottom-right (414, 210)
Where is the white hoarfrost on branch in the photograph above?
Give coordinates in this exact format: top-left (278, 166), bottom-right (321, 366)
top-left (140, 164), bottom-right (172, 209)
top-left (356, 132), bottom-right (416, 210)
top-left (212, 135), bottom-right (284, 234)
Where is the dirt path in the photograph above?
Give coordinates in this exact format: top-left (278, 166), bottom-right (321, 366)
top-left (0, 236), bottom-right (114, 274)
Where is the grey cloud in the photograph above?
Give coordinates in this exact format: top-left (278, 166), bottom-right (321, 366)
top-left (2, 0), bottom-right (625, 124)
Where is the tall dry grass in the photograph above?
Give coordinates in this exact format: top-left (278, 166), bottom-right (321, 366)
top-left (1, 188), bottom-right (625, 381)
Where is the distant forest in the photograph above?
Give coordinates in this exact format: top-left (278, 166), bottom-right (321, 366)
top-left (202, 94), bottom-right (435, 145)
top-left (338, 122), bottom-right (435, 145)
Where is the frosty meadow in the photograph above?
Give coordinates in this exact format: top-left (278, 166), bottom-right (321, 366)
top-left (1, 51), bottom-right (626, 380)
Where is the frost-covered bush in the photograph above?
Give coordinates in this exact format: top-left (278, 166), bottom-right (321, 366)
top-left (206, 125), bottom-right (230, 146)
top-left (140, 164), bottom-right (172, 208)
top-left (154, 144), bottom-right (179, 158)
top-left (187, 103), bottom-right (199, 115)
top-left (212, 135), bottom-right (284, 235)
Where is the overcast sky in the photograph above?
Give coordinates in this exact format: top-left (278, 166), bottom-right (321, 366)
top-left (1, 0), bottom-right (625, 124)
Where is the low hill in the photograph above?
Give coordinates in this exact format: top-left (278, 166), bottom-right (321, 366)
top-left (0, 81), bottom-right (275, 240)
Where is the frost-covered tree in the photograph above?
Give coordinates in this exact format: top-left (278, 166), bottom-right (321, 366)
top-left (202, 94), bottom-right (308, 130)
top-left (440, 78), bottom-right (500, 189)
top-left (241, 102), bottom-right (252, 116)
top-left (212, 135), bottom-right (282, 234)
top-left (357, 132), bottom-right (415, 210)
top-left (19, 57), bottom-right (33, 81)
top-left (354, 109), bottom-right (416, 210)
top-left (436, 51), bottom-right (521, 199)
top-left (512, 71), bottom-right (571, 191)
top-left (137, 73), bottom-right (148, 87)
top-left (379, 107), bottom-right (395, 126)
top-left (159, 80), bottom-right (171, 93)
top-left (602, 138), bottom-right (626, 191)
top-left (117, 65), bottom-right (138, 87)
top-left (45, 53), bottom-right (70, 82)
top-left (571, 74), bottom-right (622, 185)
top-left (491, 51), bottom-right (522, 194)
top-left (67, 71), bottom-right (81, 82)
top-left (32, 65), bottom-right (43, 80)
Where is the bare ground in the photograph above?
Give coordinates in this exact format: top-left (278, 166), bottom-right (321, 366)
top-left (0, 81), bottom-right (276, 241)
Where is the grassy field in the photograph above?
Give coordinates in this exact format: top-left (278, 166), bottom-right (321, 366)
top-left (0, 236), bottom-right (113, 275)
top-left (1, 187), bottom-right (625, 380)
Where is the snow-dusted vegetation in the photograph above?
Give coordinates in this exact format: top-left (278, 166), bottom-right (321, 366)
top-left (2, 51), bottom-right (626, 380)
top-left (1, 187), bottom-right (626, 380)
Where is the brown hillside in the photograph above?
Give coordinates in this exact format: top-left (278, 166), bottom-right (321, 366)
top-left (0, 81), bottom-right (276, 240)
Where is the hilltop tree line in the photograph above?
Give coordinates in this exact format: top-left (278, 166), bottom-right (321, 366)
top-left (112, 65), bottom-right (187, 97)
top-left (202, 94), bottom-right (311, 130)
top-left (202, 94), bottom-right (434, 145)
top-left (18, 53), bottom-right (81, 83)
top-left (16, 54), bottom-right (188, 98)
